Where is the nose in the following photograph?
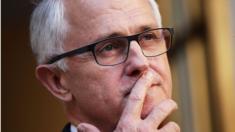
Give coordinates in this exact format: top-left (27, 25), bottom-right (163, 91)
top-left (124, 41), bottom-right (149, 77)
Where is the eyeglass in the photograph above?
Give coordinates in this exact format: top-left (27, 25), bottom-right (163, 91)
top-left (47, 28), bottom-right (174, 66)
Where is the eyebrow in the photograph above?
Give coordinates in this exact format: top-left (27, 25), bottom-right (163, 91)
top-left (93, 25), bottom-right (154, 43)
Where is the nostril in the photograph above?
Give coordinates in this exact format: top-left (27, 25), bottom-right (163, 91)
top-left (129, 70), bottom-right (141, 77)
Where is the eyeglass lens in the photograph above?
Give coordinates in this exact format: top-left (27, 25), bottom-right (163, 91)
top-left (94, 28), bottom-right (171, 66)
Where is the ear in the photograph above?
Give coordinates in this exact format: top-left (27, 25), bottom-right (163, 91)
top-left (35, 65), bottom-right (72, 102)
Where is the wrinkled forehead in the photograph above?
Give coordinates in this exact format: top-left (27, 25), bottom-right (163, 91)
top-left (64, 0), bottom-right (161, 47)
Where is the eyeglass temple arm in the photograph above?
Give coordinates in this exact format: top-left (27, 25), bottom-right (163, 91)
top-left (47, 45), bottom-right (93, 64)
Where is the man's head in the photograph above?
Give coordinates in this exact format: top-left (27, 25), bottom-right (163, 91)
top-left (30, 0), bottom-right (173, 131)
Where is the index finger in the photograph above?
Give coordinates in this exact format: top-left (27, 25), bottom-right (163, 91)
top-left (120, 71), bottom-right (153, 120)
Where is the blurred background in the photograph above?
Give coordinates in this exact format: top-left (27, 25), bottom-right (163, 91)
top-left (2, 0), bottom-right (235, 132)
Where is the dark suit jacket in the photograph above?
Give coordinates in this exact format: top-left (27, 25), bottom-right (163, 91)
top-left (62, 123), bottom-right (71, 132)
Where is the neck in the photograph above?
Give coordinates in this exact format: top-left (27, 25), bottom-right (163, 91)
top-left (64, 102), bottom-right (116, 132)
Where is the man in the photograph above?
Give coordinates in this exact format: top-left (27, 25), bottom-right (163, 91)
top-left (30, 0), bottom-right (180, 131)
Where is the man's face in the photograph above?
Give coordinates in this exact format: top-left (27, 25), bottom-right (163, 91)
top-left (62, 0), bottom-right (172, 129)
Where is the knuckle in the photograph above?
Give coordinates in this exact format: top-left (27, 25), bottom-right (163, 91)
top-left (77, 123), bottom-right (100, 132)
top-left (116, 118), bottom-right (137, 132)
top-left (168, 122), bottom-right (180, 132)
top-left (137, 123), bottom-right (152, 132)
top-left (137, 127), bottom-right (146, 132)
top-left (152, 106), bottom-right (167, 120)
top-left (158, 104), bottom-right (169, 114)
top-left (157, 105), bottom-right (169, 116)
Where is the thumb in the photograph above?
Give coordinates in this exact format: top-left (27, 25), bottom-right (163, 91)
top-left (77, 123), bottom-right (100, 132)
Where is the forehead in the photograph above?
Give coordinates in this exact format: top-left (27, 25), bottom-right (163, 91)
top-left (64, 0), bottom-right (160, 48)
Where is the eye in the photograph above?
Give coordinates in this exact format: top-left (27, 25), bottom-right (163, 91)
top-left (102, 44), bottom-right (114, 52)
top-left (97, 39), bottom-right (124, 53)
top-left (95, 38), bottom-right (127, 57)
top-left (142, 33), bottom-right (157, 40)
top-left (96, 42), bottom-right (120, 55)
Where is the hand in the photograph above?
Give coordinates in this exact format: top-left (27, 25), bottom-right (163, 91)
top-left (113, 71), bottom-right (180, 132)
top-left (77, 123), bottom-right (100, 132)
top-left (77, 71), bottom-right (180, 132)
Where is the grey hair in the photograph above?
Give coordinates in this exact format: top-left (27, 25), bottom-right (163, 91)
top-left (30, 0), bottom-right (161, 71)
top-left (30, 0), bottom-right (68, 70)
top-left (149, 0), bottom-right (162, 27)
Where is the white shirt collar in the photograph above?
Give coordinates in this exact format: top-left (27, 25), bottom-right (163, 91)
top-left (70, 124), bottom-right (77, 132)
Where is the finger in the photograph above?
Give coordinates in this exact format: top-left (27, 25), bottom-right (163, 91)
top-left (121, 71), bottom-right (153, 119)
top-left (77, 123), bottom-right (100, 132)
top-left (159, 121), bottom-right (180, 132)
top-left (144, 99), bottom-right (177, 127)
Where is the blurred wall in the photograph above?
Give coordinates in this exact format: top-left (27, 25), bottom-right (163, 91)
top-left (2, 0), bottom-right (67, 132)
top-left (158, 0), bottom-right (235, 132)
top-left (2, 0), bottom-right (235, 132)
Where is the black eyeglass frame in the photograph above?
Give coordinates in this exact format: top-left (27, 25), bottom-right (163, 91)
top-left (47, 28), bottom-right (174, 65)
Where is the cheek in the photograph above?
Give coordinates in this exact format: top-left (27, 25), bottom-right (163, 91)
top-left (66, 62), bottom-right (125, 106)
top-left (64, 66), bottom-right (125, 121)
top-left (149, 56), bottom-right (172, 97)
